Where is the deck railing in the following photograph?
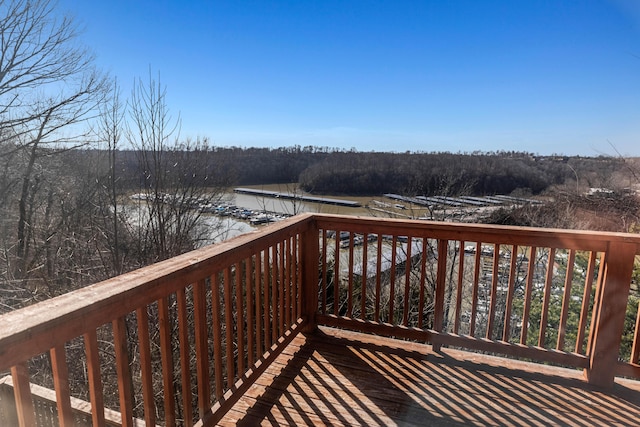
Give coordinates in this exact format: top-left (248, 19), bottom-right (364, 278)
top-left (311, 215), bottom-right (640, 386)
top-left (1, 213), bottom-right (639, 426)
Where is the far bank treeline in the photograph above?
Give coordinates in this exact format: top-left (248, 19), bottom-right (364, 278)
top-left (80, 146), bottom-right (628, 196)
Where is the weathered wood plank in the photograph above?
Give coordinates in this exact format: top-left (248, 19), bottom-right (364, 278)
top-left (220, 327), bottom-right (640, 427)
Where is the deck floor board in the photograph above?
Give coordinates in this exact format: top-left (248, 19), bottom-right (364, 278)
top-left (218, 327), bottom-right (640, 426)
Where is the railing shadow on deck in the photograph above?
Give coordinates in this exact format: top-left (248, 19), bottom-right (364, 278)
top-left (231, 328), bottom-right (640, 426)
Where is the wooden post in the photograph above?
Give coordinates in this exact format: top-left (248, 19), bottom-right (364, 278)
top-left (301, 219), bottom-right (320, 332)
top-left (433, 239), bottom-right (448, 351)
top-left (585, 241), bottom-right (637, 388)
top-left (10, 363), bottom-right (34, 427)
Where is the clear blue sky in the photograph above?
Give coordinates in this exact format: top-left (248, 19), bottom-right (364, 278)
top-left (58, 0), bottom-right (640, 156)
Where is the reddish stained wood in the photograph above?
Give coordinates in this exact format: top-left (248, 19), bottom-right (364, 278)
top-left (246, 257), bottom-right (255, 367)
top-left (263, 249), bottom-right (271, 349)
top-left (632, 298), bottom-right (640, 364)
top-left (255, 253), bottom-right (263, 356)
top-left (278, 241), bottom-right (285, 334)
top-left (586, 252), bottom-right (606, 356)
top-left (285, 238), bottom-right (292, 329)
top-left (486, 243), bottom-right (500, 340)
top-left (11, 363), bottom-right (35, 427)
top-left (557, 250), bottom-right (576, 351)
top-left (158, 297), bottom-right (176, 427)
top-left (470, 242), bottom-right (482, 336)
top-left (321, 229), bottom-right (328, 314)
top-left (192, 280), bottom-right (209, 421)
top-left (402, 236), bottom-right (413, 326)
top-left (50, 344), bottom-right (73, 427)
top-left (211, 273), bottom-right (224, 400)
top-left (224, 267), bottom-right (235, 386)
top-left (389, 235), bottom-right (398, 324)
top-left (348, 232), bottom-right (355, 317)
top-left (0, 215), bottom-right (315, 373)
top-left (587, 241), bottom-right (637, 387)
top-left (313, 214), bottom-right (630, 252)
top-left (576, 251), bottom-right (597, 354)
top-left (235, 262), bottom-right (245, 375)
top-left (361, 233), bottom-right (368, 321)
top-left (83, 330), bottom-right (105, 427)
top-left (301, 223), bottom-right (320, 328)
top-left (433, 239), bottom-right (448, 336)
top-left (502, 245), bottom-right (518, 342)
top-left (271, 245), bottom-right (278, 343)
top-left (135, 306), bottom-right (155, 426)
top-left (112, 316), bottom-right (135, 427)
top-left (295, 234), bottom-right (302, 320)
top-left (374, 234), bottom-right (383, 323)
top-left (334, 230), bottom-right (341, 316)
top-left (630, 301), bottom-right (640, 364)
top-left (418, 237), bottom-right (428, 329)
top-left (454, 241), bottom-right (465, 334)
top-left (7, 213), bottom-right (640, 376)
top-left (520, 246), bottom-right (537, 345)
top-left (538, 248), bottom-right (557, 348)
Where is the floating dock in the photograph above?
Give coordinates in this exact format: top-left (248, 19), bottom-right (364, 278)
top-left (234, 188), bottom-right (361, 207)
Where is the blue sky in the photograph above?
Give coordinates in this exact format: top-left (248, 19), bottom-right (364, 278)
top-left (59, 1), bottom-right (640, 155)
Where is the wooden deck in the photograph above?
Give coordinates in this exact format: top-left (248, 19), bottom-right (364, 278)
top-left (220, 327), bottom-right (640, 426)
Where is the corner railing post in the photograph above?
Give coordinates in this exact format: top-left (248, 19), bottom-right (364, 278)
top-left (585, 241), bottom-right (636, 388)
top-left (301, 217), bottom-right (320, 332)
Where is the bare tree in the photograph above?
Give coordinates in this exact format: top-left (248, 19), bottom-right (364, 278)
top-left (126, 70), bottom-right (228, 264)
top-left (0, 0), bottom-right (109, 309)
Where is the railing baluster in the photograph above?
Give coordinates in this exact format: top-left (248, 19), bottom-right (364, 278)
top-left (235, 262), bottom-right (245, 375)
top-left (246, 256), bottom-right (255, 366)
top-left (175, 288), bottom-right (192, 425)
top-left (389, 235), bottom-right (398, 324)
top-left (334, 230), bottom-right (341, 316)
top-left (193, 280), bottom-right (209, 421)
top-left (321, 229), bottom-right (328, 314)
top-left (470, 242), bottom-right (482, 336)
top-left (113, 316), bottom-right (135, 427)
top-left (454, 241), bottom-right (465, 334)
top-left (486, 244), bottom-right (500, 340)
top-left (418, 237), bottom-right (427, 329)
top-left (296, 234), bottom-right (302, 320)
top-left (285, 237), bottom-right (292, 328)
top-left (83, 329), bottom-right (105, 427)
top-left (586, 253), bottom-right (606, 357)
top-left (402, 236), bottom-right (413, 326)
top-left (539, 248), bottom-right (557, 347)
top-left (255, 253), bottom-right (263, 356)
top-left (347, 232), bottom-right (355, 317)
top-left (576, 251), bottom-right (597, 354)
top-left (434, 239), bottom-right (448, 348)
top-left (375, 234), bottom-right (382, 322)
top-left (557, 249), bottom-right (576, 351)
top-left (264, 249), bottom-right (271, 349)
top-left (278, 241), bottom-right (285, 333)
top-left (223, 267), bottom-right (234, 386)
top-left (632, 298), bottom-right (640, 365)
top-left (11, 363), bottom-right (35, 427)
top-left (502, 245), bottom-right (518, 342)
top-left (50, 344), bottom-right (73, 427)
top-left (211, 272), bottom-right (224, 400)
top-left (361, 233), bottom-right (368, 320)
top-left (271, 245), bottom-right (278, 343)
top-left (135, 307), bottom-right (155, 426)
top-left (520, 246), bottom-right (537, 345)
